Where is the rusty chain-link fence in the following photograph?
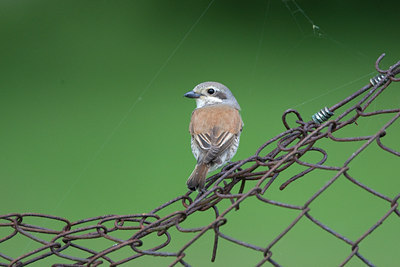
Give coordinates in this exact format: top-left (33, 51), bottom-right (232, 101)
top-left (1, 54), bottom-right (400, 266)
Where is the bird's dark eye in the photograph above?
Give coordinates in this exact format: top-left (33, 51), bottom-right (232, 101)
top-left (207, 88), bottom-right (215, 95)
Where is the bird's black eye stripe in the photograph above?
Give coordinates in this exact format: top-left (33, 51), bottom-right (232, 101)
top-left (207, 88), bottom-right (215, 95)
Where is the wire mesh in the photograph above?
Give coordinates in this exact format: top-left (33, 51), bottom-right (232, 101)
top-left (1, 54), bottom-right (399, 266)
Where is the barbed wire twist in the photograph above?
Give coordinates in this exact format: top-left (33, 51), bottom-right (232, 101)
top-left (1, 53), bottom-right (399, 267)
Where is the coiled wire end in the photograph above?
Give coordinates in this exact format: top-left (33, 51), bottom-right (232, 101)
top-left (369, 74), bottom-right (386, 86)
top-left (312, 107), bottom-right (334, 124)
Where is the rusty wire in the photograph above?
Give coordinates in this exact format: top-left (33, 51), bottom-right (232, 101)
top-left (1, 53), bottom-right (400, 266)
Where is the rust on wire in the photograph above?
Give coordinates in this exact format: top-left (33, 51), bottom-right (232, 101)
top-left (1, 54), bottom-right (400, 266)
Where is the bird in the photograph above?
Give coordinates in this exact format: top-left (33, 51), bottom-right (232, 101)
top-left (184, 81), bottom-right (243, 191)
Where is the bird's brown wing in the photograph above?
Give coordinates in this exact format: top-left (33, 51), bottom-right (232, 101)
top-left (194, 131), bottom-right (235, 164)
top-left (189, 105), bottom-right (242, 164)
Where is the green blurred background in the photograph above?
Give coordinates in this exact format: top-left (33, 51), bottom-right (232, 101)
top-left (1, 0), bottom-right (399, 266)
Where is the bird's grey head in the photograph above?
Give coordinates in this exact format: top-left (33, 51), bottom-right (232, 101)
top-left (184, 81), bottom-right (241, 110)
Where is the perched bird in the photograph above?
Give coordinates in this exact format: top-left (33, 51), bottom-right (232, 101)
top-left (184, 82), bottom-right (243, 191)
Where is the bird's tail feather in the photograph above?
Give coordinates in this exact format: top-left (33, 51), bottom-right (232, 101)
top-left (187, 163), bottom-right (209, 191)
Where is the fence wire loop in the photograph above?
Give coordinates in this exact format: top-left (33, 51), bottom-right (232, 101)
top-left (1, 54), bottom-right (400, 266)
top-left (282, 109), bottom-right (304, 129)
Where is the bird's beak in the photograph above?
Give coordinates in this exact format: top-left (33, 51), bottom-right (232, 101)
top-left (184, 90), bottom-right (201, 98)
